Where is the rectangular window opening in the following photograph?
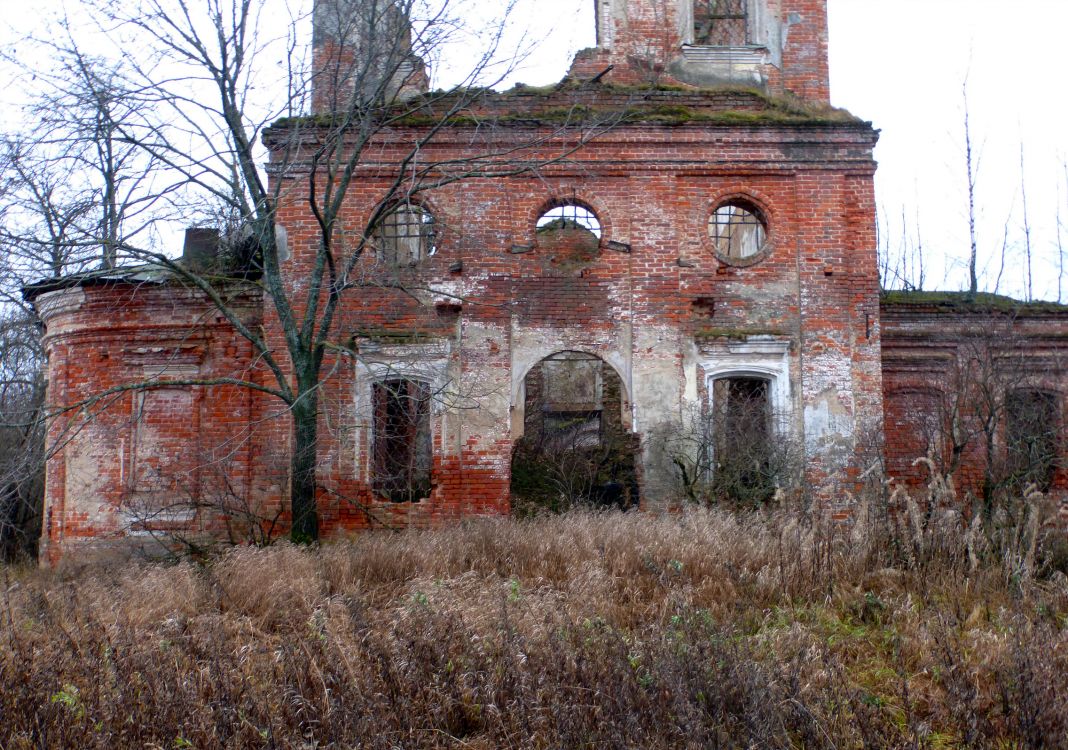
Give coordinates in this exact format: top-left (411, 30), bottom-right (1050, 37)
top-left (372, 378), bottom-right (432, 502)
top-left (693, 0), bottom-right (749, 46)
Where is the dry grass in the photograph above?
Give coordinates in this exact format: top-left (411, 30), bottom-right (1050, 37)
top-left (3, 503), bottom-right (1068, 749)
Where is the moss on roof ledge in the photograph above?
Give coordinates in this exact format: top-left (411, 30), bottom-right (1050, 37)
top-left (269, 83), bottom-right (865, 131)
top-left (881, 290), bottom-right (1068, 314)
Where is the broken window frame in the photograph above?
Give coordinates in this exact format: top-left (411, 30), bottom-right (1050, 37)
top-left (372, 201), bottom-right (437, 267)
top-left (708, 374), bottom-right (777, 504)
top-left (371, 377), bottom-right (433, 503)
top-left (697, 339), bottom-right (795, 506)
top-left (711, 375), bottom-right (771, 461)
top-left (536, 201), bottom-right (603, 240)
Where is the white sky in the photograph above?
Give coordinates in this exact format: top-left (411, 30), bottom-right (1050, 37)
top-left (4, 0), bottom-right (1067, 299)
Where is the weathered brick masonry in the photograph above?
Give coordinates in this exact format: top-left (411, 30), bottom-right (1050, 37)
top-left (881, 294), bottom-right (1068, 512)
top-left (27, 0), bottom-right (1068, 562)
top-left (30, 279), bottom-right (265, 565)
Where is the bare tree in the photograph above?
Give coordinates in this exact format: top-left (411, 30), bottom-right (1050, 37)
top-left (895, 317), bottom-right (1063, 518)
top-left (1019, 142), bottom-right (1033, 301)
top-left (1058, 161), bottom-right (1067, 304)
top-left (664, 386), bottom-right (801, 509)
top-left (0, 308), bottom-right (45, 560)
top-left (963, 75), bottom-right (980, 297)
top-left (15, 0), bottom-right (618, 543)
top-left (0, 68), bottom-right (160, 556)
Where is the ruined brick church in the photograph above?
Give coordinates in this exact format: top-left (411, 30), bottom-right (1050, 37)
top-left (27, 0), bottom-right (1068, 563)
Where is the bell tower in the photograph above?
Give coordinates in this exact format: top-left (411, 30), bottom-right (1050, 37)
top-left (311, 0), bottom-right (429, 114)
top-left (576, 0), bottom-right (829, 102)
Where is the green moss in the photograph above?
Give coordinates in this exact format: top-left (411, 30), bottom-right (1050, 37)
top-left (622, 107), bottom-right (856, 126)
top-left (351, 327), bottom-right (441, 343)
top-left (695, 326), bottom-right (787, 340)
top-left (269, 83), bottom-right (865, 132)
top-left (503, 81), bottom-right (565, 96)
top-left (881, 290), bottom-right (1068, 314)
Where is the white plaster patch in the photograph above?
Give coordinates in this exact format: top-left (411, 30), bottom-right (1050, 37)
top-left (803, 388), bottom-right (854, 454)
top-left (698, 335), bottom-right (792, 427)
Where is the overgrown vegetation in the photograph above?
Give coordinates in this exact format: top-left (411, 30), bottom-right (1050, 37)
top-left (3, 490), bottom-right (1067, 748)
top-left (882, 289), bottom-right (1068, 313)
top-left (0, 308), bottom-right (44, 562)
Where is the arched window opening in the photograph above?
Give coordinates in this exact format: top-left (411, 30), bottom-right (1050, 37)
top-left (1006, 389), bottom-right (1059, 491)
top-left (372, 378), bottom-right (432, 502)
top-left (535, 202), bottom-right (603, 270)
top-left (693, 0), bottom-right (750, 46)
top-left (373, 202), bottom-right (437, 266)
top-left (511, 352), bottom-right (638, 514)
top-left (537, 203), bottom-right (603, 239)
top-left (708, 199), bottom-right (767, 262)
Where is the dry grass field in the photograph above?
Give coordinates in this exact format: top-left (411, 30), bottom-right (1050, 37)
top-left (3, 494), bottom-right (1068, 748)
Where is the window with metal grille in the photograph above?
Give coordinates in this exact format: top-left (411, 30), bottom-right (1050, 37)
top-left (372, 379), bottom-right (432, 502)
top-left (708, 200), bottom-right (767, 261)
top-left (373, 203), bottom-right (436, 266)
top-left (693, 0), bottom-right (750, 46)
top-left (536, 203), bottom-right (602, 239)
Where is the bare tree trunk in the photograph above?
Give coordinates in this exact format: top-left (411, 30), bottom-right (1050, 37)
top-left (1019, 142), bottom-right (1032, 300)
top-left (994, 212), bottom-right (1010, 295)
top-left (963, 79), bottom-right (979, 297)
top-left (1059, 164), bottom-right (1067, 304)
top-left (289, 393), bottom-right (320, 544)
top-left (914, 202), bottom-right (925, 291)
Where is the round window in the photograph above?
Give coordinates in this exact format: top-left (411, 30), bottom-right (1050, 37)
top-left (535, 202), bottom-right (602, 264)
top-left (708, 200), bottom-right (767, 263)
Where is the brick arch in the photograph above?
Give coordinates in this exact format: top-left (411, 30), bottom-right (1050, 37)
top-left (511, 349), bottom-right (633, 439)
top-left (363, 192), bottom-right (448, 253)
top-left (525, 190), bottom-right (614, 248)
top-left (511, 346), bottom-right (631, 411)
top-left (509, 349), bottom-right (640, 511)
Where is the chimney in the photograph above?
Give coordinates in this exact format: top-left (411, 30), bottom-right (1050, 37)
top-left (182, 227), bottom-right (221, 272)
top-left (311, 0), bottom-right (429, 115)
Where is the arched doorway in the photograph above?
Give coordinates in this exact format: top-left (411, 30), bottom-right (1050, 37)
top-left (510, 351), bottom-right (639, 514)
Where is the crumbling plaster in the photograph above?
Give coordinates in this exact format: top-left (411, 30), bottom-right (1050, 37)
top-left (29, 0), bottom-right (895, 562)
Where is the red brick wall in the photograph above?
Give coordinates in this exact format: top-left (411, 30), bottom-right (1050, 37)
top-left (881, 299), bottom-right (1068, 516)
top-left (34, 0), bottom-right (881, 561)
top-left (263, 110), bottom-right (879, 526)
top-left (34, 281), bottom-right (265, 564)
top-left (567, 0), bottom-right (830, 101)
